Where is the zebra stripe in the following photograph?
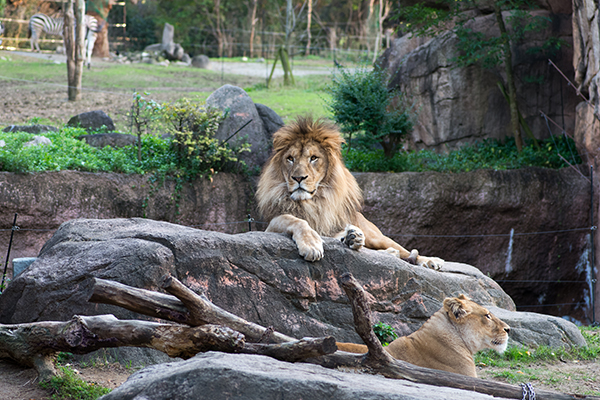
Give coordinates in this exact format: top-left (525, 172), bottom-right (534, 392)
top-left (29, 13), bottom-right (99, 67)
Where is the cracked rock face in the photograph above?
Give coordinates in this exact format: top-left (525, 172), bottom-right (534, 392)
top-left (0, 218), bottom-right (584, 366)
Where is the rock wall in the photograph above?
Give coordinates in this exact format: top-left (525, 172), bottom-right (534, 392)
top-left (572, 0), bottom-right (600, 323)
top-left (0, 167), bottom-right (594, 323)
top-left (379, 7), bottom-right (576, 151)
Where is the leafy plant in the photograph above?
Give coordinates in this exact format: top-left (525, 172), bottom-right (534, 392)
top-left (373, 322), bottom-right (399, 346)
top-left (39, 365), bottom-right (111, 400)
top-left (325, 67), bottom-right (414, 158)
top-left (162, 98), bottom-right (249, 178)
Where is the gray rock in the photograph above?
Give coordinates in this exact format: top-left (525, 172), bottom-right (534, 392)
top-left (67, 110), bottom-right (116, 132)
top-left (23, 135), bottom-right (51, 147)
top-left (78, 133), bottom-right (137, 149)
top-left (98, 352), bottom-right (511, 400)
top-left (0, 217), bottom-right (585, 369)
top-left (207, 85), bottom-right (271, 171)
top-left (181, 53), bottom-right (191, 64)
top-left (489, 307), bottom-right (587, 348)
top-left (255, 103), bottom-right (284, 138)
top-left (191, 54), bottom-right (210, 69)
top-left (161, 23), bottom-right (174, 51)
top-left (2, 125), bottom-right (58, 134)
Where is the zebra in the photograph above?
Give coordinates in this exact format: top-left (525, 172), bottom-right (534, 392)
top-left (0, 21), bottom-right (4, 46)
top-left (28, 13), bottom-right (99, 68)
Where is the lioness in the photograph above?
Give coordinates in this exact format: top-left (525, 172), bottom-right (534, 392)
top-left (336, 294), bottom-right (510, 377)
top-left (256, 116), bottom-right (444, 269)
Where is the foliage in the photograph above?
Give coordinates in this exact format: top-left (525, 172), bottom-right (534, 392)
top-left (325, 67), bottom-right (414, 158)
top-left (39, 365), bottom-right (111, 400)
top-left (343, 135), bottom-right (582, 173)
top-left (162, 98), bottom-right (248, 178)
top-left (373, 322), bottom-right (399, 346)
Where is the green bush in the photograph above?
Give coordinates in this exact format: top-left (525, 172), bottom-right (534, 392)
top-left (325, 67), bottom-right (414, 158)
top-left (163, 98), bottom-right (248, 177)
top-left (343, 136), bottom-right (581, 173)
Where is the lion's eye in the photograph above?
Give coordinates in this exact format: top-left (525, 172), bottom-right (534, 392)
top-left (485, 314), bottom-right (492, 320)
top-left (287, 156), bottom-right (294, 163)
top-left (310, 155), bottom-right (318, 162)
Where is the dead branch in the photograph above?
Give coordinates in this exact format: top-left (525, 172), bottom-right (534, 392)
top-left (337, 272), bottom-right (590, 400)
top-left (160, 275), bottom-right (297, 344)
top-left (0, 314), bottom-right (336, 381)
top-left (89, 277), bottom-right (296, 344)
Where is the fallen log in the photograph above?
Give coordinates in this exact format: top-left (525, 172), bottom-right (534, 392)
top-left (0, 314), bottom-right (336, 381)
top-left (89, 277), bottom-right (295, 344)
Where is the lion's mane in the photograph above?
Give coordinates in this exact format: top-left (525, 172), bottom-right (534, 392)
top-left (256, 117), bottom-right (363, 237)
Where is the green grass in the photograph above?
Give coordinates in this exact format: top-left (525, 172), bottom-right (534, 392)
top-left (40, 365), bottom-right (111, 400)
top-left (475, 326), bottom-right (600, 369)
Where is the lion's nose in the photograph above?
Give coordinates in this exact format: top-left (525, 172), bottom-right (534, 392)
top-left (504, 327), bottom-right (511, 334)
top-left (292, 175), bottom-right (308, 183)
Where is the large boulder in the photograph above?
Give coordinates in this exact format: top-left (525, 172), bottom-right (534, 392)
top-left (255, 103), bottom-right (285, 138)
top-left (0, 218), bottom-right (585, 367)
top-left (98, 352), bottom-right (510, 400)
top-left (67, 110), bottom-right (116, 132)
top-left (379, 9), bottom-right (576, 151)
top-left (207, 85), bottom-right (272, 171)
top-left (191, 54), bottom-right (210, 69)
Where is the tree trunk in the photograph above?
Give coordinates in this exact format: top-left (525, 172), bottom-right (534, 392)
top-left (285, 0), bottom-right (293, 57)
top-left (305, 0), bottom-right (312, 56)
top-left (249, 0), bottom-right (258, 57)
top-left (63, 0), bottom-right (85, 101)
top-left (494, 2), bottom-right (523, 152)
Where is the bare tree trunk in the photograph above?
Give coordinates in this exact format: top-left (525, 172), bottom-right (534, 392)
top-left (305, 0), bottom-right (312, 56)
top-left (63, 0), bottom-right (85, 101)
top-left (249, 0), bottom-right (258, 57)
top-left (494, 2), bottom-right (523, 152)
top-left (285, 0), bottom-right (293, 56)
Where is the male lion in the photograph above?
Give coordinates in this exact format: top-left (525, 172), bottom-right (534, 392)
top-left (336, 294), bottom-right (511, 377)
top-left (256, 116), bottom-right (444, 269)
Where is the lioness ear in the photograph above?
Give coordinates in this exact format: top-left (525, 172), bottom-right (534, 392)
top-left (444, 296), bottom-right (470, 321)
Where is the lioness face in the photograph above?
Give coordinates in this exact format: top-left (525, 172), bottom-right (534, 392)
top-left (282, 141), bottom-right (328, 201)
top-left (445, 295), bottom-right (510, 354)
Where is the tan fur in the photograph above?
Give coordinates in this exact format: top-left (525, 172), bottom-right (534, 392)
top-left (336, 295), bottom-right (510, 377)
top-left (256, 116), bottom-right (444, 269)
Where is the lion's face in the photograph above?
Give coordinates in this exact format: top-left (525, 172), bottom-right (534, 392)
top-left (444, 294), bottom-right (510, 354)
top-left (282, 141), bottom-right (329, 201)
top-left (256, 117), bottom-right (363, 236)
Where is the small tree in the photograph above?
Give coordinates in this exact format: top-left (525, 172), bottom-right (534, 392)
top-left (325, 67), bottom-right (413, 158)
top-left (129, 92), bottom-right (163, 162)
top-left (393, 0), bottom-right (560, 152)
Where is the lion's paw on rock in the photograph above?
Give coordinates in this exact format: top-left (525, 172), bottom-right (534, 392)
top-left (341, 225), bottom-right (365, 250)
top-left (296, 233), bottom-right (324, 262)
top-left (418, 256), bottom-right (444, 270)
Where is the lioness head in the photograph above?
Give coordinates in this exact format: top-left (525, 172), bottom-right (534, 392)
top-left (256, 117), bottom-right (362, 236)
top-left (444, 294), bottom-right (510, 354)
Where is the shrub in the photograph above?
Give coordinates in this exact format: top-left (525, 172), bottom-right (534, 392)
top-left (325, 67), bottom-right (414, 158)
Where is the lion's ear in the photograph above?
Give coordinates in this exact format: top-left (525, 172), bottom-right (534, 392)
top-left (444, 296), bottom-right (470, 321)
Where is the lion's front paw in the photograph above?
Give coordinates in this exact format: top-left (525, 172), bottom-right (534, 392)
top-left (341, 225), bottom-right (365, 250)
top-left (295, 230), bottom-right (324, 262)
top-left (417, 256), bottom-right (444, 270)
